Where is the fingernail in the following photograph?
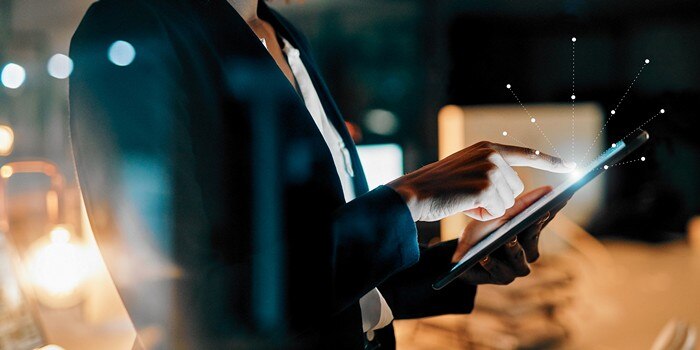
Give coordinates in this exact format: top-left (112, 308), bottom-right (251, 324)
top-left (564, 161), bottom-right (577, 169)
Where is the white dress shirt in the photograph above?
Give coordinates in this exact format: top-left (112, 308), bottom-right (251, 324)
top-left (260, 37), bottom-right (394, 335)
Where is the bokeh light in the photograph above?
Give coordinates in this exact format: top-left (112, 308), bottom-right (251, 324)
top-left (26, 225), bottom-right (88, 308)
top-left (1, 63), bottom-right (26, 89)
top-left (364, 109), bottom-right (399, 135)
top-left (0, 125), bottom-right (15, 156)
top-left (47, 54), bottom-right (74, 79)
top-left (108, 40), bottom-right (136, 66)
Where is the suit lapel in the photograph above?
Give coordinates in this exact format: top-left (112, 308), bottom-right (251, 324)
top-left (260, 4), bottom-right (371, 195)
top-left (197, 0), bottom-right (370, 197)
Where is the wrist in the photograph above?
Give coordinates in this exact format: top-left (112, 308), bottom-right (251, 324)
top-left (387, 180), bottom-right (421, 222)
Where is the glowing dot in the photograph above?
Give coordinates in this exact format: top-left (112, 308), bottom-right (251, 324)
top-left (47, 54), bottom-right (73, 79)
top-left (530, 117), bottom-right (536, 123)
top-left (502, 131), bottom-right (508, 136)
top-left (645, 59), bottom-right (650, 64)
top-left (571, 94), bottom-right (576, 100)
top-left (1, 63), bottom-right (26, 89)
top-left (611, 143), bottom-right (617, 148)
top-left (108, 40), bottom-right (136, 66)
top-left (506, 84), bottom-right (511, 89)
top-left (641, 156), bottom-right (646, 162)
top-left (604, 165), bottom-right (609, 170)
top-left (660, 109), bottom-right (665, 114)
top-left (572, 37), bottom-right (577, 42)
top-left (535, 150), bottom-right (540, 155)
top-left (611, 110), bottom-right (616, 115)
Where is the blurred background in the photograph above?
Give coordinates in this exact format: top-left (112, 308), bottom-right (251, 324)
top-left (1, 0), bottom-right (699, 349)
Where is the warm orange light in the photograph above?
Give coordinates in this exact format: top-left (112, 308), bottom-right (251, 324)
top-left (26, 225), bottom-right (88, 308)
top-left (0, 125), bottom-right (14, 156)
top-left (0, 165), bottom-right (13, 178)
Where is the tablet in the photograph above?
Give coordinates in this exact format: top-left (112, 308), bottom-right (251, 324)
top-left (432, 129), bottom-right (650, 290)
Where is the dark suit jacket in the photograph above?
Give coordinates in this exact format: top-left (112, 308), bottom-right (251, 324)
top-left (69, 0), bottom-right (476, 348)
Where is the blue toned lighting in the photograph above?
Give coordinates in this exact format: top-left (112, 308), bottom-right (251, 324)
top-left (47, 54), bottom-right (74, 79)
top-left (1, 63), bottom-right (26, 89)
top-left (108, 40), bottom-right (136, 66)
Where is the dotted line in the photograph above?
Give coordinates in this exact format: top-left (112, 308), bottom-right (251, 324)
top-left (594, 157), bottom-right (647, 171)
top-left (621, 109), bottom-right (665, 141)
top-left (505, 133), bottom-right (529, 148)
top-left (571, 38), bottom-right (576, 160)
top-left (580, 60), bottom-right (650, 164)
top-left (506, 86), bottom-right (562, 157)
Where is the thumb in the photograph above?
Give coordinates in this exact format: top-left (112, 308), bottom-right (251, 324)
top-left (451, 186), bottom-right (552, 263)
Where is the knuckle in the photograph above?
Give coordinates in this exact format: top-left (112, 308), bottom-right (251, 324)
top-left (549, 155), bottom-right (563, 165)
top-left (486, 152), bottom-right (501, 163)
top-left (486, 168), bottom-right (499, 179)
top-left (476, 140), bottom-right (494, 149)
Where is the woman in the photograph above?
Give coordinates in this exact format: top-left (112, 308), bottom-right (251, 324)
top-left (69, 0), bottom-right (573, 348)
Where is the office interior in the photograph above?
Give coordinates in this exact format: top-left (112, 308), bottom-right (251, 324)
top-left (0, 0), bottom-right (699, 349)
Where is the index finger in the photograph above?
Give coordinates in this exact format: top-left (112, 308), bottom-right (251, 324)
top-left (491, 143), bottom-right (576, 173)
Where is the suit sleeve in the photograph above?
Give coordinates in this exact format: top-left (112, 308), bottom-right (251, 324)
top-left (330, 185), bottom-right (420, 312)
top-left (378, 239), bottom-right (478, 319)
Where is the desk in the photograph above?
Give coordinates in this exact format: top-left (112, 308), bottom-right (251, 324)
top-left (395, 240), bottom-right (700, 350)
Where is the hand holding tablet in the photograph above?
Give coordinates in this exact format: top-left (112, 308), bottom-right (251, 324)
top-left (433, 129), bottom-right (650, 290)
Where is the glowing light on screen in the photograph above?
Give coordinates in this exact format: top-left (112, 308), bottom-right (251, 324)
top-left (357, 144), bottom-right (404, 190)
top-left (1, 63), bottom-right (26, 89)
top-left (108, 40), bottom-right (136, 66)
top-left (47, 54), bottom-right (74, 79)
top-left (569, 168), bottom-right (583, 181)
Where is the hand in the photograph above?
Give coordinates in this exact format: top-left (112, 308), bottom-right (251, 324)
top-left (451, 186), bottom-right (567, 285)
top-left (388, 141), bottom-right (574, 222)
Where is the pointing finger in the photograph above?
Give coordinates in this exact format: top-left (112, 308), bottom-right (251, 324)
top-left (490, 143), bottom-right (576, 173)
